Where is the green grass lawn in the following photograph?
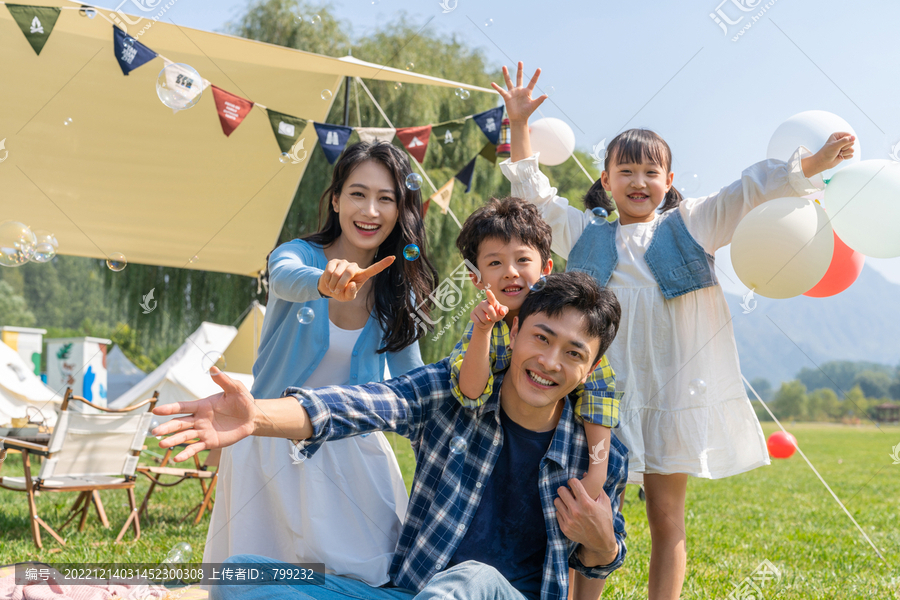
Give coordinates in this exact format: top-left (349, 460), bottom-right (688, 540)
top-left (2, 425), bottom-right (898, 598)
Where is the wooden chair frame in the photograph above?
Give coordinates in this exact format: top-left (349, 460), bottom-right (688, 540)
top-left (137, 446), bottom-right (220, 525)
top-left (0, 388), bottom-right (158, 549)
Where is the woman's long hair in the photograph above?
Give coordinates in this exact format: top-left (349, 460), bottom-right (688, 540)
top-left (303, 141), bottom-right (438, 353)
top-left (583, 128), bottom-right (683, 214)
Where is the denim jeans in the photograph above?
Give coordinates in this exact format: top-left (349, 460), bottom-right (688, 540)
top-left (209, 554), bottom-right (529, 600)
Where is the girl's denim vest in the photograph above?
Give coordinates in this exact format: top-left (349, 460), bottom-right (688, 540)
top-left (567, 208), bottom-right (718, 300)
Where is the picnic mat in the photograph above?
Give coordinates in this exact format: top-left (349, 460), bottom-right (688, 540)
top-left (0, 565), bottom-right (208, 600)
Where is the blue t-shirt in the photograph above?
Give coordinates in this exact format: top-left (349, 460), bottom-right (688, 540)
top-left (448, 406), bottom-right (555, 600)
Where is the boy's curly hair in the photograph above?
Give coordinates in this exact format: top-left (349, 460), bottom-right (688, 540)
top-left (456, 197), bottom-right (552, 269)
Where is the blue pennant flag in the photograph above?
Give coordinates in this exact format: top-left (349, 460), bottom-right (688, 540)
top-left (313, 122), bottom-right (353, 164)
top-left (455, 155), bottom-right (477, 193)
top-left (113, 26), bottom-right (157, 76)
top-left (472, 106), bottom-right (504, 145)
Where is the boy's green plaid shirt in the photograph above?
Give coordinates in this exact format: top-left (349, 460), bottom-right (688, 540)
top-left (450, 320), bottom-right (622, 427)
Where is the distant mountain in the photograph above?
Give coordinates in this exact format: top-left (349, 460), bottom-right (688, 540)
top-left (725, 266), bottom-right (900, 385)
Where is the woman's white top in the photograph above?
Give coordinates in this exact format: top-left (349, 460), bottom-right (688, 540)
top-left (204, 319), bottom-right (409, 585)
top-left (501, 149), bottom-right (823, 482)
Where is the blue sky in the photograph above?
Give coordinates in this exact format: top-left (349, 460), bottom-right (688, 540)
top-left (92, 0), bottom-right (900, 293)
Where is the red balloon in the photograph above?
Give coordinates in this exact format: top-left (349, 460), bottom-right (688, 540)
top-left (767, 431), bottom-right (798, 459)
top-left (803, 231), bottom-right (865, 297)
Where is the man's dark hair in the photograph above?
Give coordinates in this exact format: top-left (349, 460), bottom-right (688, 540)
top-left (455, 197), bottom-right (552, 268)
top-left (517, 271), bottom-right (621, 364)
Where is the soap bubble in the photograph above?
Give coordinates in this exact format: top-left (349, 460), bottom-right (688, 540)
top-left (405, 62), bottom-right (415, 71)
top-left (30, 230), bottom-right (58, 263)
top-left (393, 82), bottom-right (403, 91)
top-left (589, 207), bottom-right (609, 225)
top-left (545, 86), bottom-right (556, 97)
top-left (164, 542), bottom-right (193, 565)
top-left (449, 436), bottom-right (467, 455)
top-left (188, 255), bottom-right (199, 264)
top-left (279, 152), bottom-right (290, 164)
top-left (405, 173), bottom-right (422, 191)
top-left (307, 14), bottom-right (321, 25)
top-left (403, 244), bottom-right (420, 261)
top-left (321, 89), bottom-right (333, 101)
top-left (64, 118), bottom-right (73, 126)
top-left (156, 63), bottom-right (204, 110)
top-left (688, 378), bottom-right (707, 397)
top-left (529, 277), bottom-right (547, 293)
top-left (123, 37), bottom-right (134, 48)
top-left (79, 7), bottom-right (96, 18)
top-left (678, 173), bottom-right (701, 196)
top-left (149, 417), bottom-right (161, 440)
top-left (0, 222), bottom-right (36, 267)
top-left (106, 252), bottom-right (127, 272)
top-left (293, 13), bottom-right (303, 24)
top-left (455, 88), bottom-right (470, 100)
top-left (298, 306), bottom-right (315, 324)
top-left (200, 351), bottom-right (226, 373)
top-left (484, 18), bottom-right (493, 27)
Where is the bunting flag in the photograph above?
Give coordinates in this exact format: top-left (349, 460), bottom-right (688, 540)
top-left (473, 106), bottom-right (504, 145)
top-left (431, 119), bottom-right (468, 170)
top-left (7, 4), bottom-right (60, 56)
top-left (314, 122), bottom-right (353, 164)
top-left (422, 199), bottom-right (430, 217)
top-left (356, 127), bottom-right (396, 145)
top-left (160, 60), bottom-right (209, 114)
top-left (395, 125), bottom-right (432, 164)
top-left (479, 142), bottom-right (498, 165)
top-left (267, 110), bottom-right (308, 154)
top-left (429, 178), bottom-right (455, 215)
top-left (211, 86), bottom-right (254, 137)
top-left (113, 26), bottom-right (157, 76)
top-left (455, 156), bottom-right (476, 193)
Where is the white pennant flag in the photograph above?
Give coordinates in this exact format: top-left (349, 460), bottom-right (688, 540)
top-left (356, 127), bottom-right (396, 145)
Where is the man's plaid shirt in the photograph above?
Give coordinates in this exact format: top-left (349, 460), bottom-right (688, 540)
top-left (288, 358), bottom-right (628, 600)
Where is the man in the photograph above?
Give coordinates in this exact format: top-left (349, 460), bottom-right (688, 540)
top-left (154, 271), bottom-right (628, 600)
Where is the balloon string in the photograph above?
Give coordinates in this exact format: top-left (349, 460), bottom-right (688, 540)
top-left (743, 374), bottom-right (887, 563)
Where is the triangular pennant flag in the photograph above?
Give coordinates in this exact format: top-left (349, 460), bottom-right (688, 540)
top-left (6, 5), bottom-right (60, 56)
top-left (314, 122), bottom-right (354, 164)
top-left (395, 125), bottom-right (432, 164)
top-left (356, 127), bottom-right (396, 145)
top-left (267, 109), bottom-right (308, 154)
top-left (113, 26), bottom-right (157, 75)
top-left (455, 156), bottom-right (477, 193)
top-left (422, 199), bottom-right (430, 217)
top-left (211, 86), bottom-right (254, 137)
top-left (160, 60), bottom-right (208, 114)
top-left (428, 178), bottom-right (455, 215)
top-left (479, 142), bottom-right (498, 165)
top-left (432, 119), bottom-right (469, 171)
top-left (473, 106), bottom-right (504, 145)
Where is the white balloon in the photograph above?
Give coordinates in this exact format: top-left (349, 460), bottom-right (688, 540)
top-left (822, 159), bottom-right (900, 258)
top-left (767, 110), bottom-right (860, 180)
top-left (529, 117), bottom-right (575, 166)
top-left (731, 197), bottom-right (834, 299)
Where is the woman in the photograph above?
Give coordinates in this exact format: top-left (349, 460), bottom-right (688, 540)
top-left (204, 142), bottom-right (438, 586)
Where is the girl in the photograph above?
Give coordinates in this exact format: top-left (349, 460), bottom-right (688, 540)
top-left (494, 62), bottom-right (853, 600)
top-left (204, 142), bottom-right (438, 586)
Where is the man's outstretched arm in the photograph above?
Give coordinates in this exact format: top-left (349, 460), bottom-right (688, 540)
top-left (151, 367), bottom-right (313, 462)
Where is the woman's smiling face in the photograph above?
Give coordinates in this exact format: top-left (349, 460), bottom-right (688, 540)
top-left (332, 159), bottom-right (400, 251)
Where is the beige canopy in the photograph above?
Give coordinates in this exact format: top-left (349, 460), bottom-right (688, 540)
top-left (0, 0), bottom-right (495, 276)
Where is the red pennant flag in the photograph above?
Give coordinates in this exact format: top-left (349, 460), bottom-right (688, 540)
top-left (212, 85), bottom-right (254, 137)
top-left (396, 125), bottom-right (432, 163)
top-left (422, 199), bottom-right (431, 217)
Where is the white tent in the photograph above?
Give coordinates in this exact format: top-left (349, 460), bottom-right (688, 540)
top-left (110, 322), bottom-right (253, 412)
top-left (222, 301), bottom-right (266, 376)
top-left (0, 341), bottom-right (61, 427)
top-left (106, 344), bottom-right (146, 402)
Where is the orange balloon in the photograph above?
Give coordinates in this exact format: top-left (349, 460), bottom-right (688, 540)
top-left (803, 231), bottom-right (865, 298)
top-left (767, 431), bottom-right (797, 459)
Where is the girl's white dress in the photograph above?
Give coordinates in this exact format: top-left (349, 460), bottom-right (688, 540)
top-left (502, 148), bottom-right (823, 482)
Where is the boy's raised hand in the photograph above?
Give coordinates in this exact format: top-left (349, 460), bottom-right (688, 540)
top-left (491, 61), bottom-right (548, 124)
top-left (470, 288), bottom-right (509, 332)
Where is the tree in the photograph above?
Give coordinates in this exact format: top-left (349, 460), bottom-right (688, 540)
top-left (796, 361), bottom-right (893, 395)
top-left (807, 388), bottom-right (839, 421)
top-left (853, 370), bottom-right (892, 400)
top-left (746, 377), bottom-right (773, 402)
top-left (772, 380), bottom-right (807, 420)
top-left (0, 280), bottom-right (36, 327)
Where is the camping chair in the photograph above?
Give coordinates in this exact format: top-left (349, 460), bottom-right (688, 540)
top-left (137, 446), bottom-right (220, 525)
top-left (0, 388), bottom-right (158, 549)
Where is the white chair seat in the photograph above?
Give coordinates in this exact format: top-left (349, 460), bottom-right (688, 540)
top-left (0, 475), bottom-right (126, 490)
